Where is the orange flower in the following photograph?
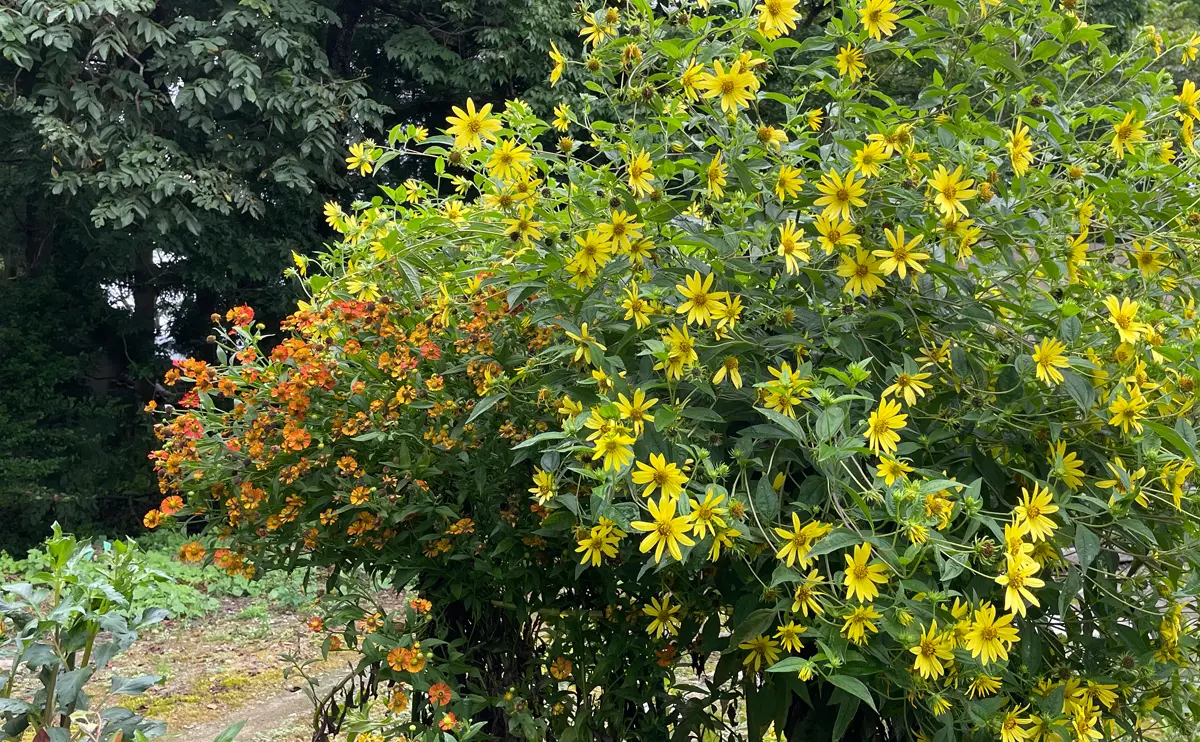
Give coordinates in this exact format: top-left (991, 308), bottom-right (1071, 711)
top-left (143, 509), bottom-right (164, 529)
top-left (388, 689), bottom-right (409, 714)
top-left (159, 495), bottom-right (184, 515)
top-left (178, 541), bottom-right (206, 563)
top-left (428, 682), bottom-right (453, 706)
top-left (410, 598), bottom-right (432, 613)
top-left (549, 657), bottom-right (573, 679)
top-left (306, 616), bottom-right (324, 632)
top-left (438, 712), bottom-right (457, 731)
top-left (387, 647), bottom-right (406, 671)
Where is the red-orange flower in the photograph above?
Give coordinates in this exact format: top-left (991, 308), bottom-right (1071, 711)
top-left (159, 495), bottom-right (184, 515)
top-left (307, 616), bottom-right (325, 632)
top-left (438, 712), bottom-right (457, 731)
top-left (428, 682), bottom-right (452, 706)
top-left (143, 509), bottom-right (164, 529)
top-left (410, 598), bottom-right (432, 613)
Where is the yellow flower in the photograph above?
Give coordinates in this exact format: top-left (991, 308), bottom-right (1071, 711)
top-left (706, 151), bottom-right (728, 198)
top-left (676, 271), bottom-right (728, 326)
top-left (616, 389), bottom-right (657, 435)
top-left (592, 431), bottom-right (635, 471)
top-left (576, 525), bottom-right (620, 566)
top-left (841, 604), bottom-right (882, 644)
top-left (774, 165), bottom-right (805, 201)
top-left (756, 0), bottom-right (799, 38)
top-left (814, 213), bottom-right (860, 254)
top-left (758, 125), bottom-right (788, 147)
top-left (529, 468), bottom-right (556, 503)
top-left (621, 282), bottom-right (651, 329)
top-left (566, 322), bottom-right (606, 365)
top-left (859, 0), bottom-right (900, 38)
top-left (775, 621), bottom-right (805, 653)
top-left (777, 219), bottom-right (811, 275)
top-left (549, 42), bottom-right (565, 85)
top-left (680, 60), bottom-right (705, 101)
top-left (995, 555), bottom-right (1045, 617)
top-left (791, 570), bottom-right (826, 616)
top-left (486, 138), bottom-right (532, 181)
top-left (1014, 484), bottom-right (1059, 542)
top-left (345, 142), bottom-right (374, 175)
top-left (1049, 441), bottom-right (1085, 491)
top-left (928, 164), bottom-right (977, 218)
top-left (1030, 337), bottom-right (1069, 386)
top-left (1175, 80), bottom-right (1200, 121)
top-left (708, 526), bottom-right (741, 561)
top-left (837, 248), bottom-right (885, 297)
top-left (632, 495), bottom-right (695, 562)
top-left (1184, 31), bottom-right (1200, 63)
top-left (999, 706), bottom-right (1033, 742)
top-left (571, 229), bottom-right (613, 277)
top-left (632, 453), bottom-right (688, 500)
top-left (852, 140), bottom-right (892, 177)
top-left (695, 60), bottom-right (757, 113)
top-left (552, 103), bottom-right (572, 131)
top-left (864, 397), bottom-right (907, 455)
top-left (843, 542), bottom-right (888, 602)
top-left (1107, 386), bottom-right (1149, 434)
top-left (1096, 456), bottom-right (1147, 506)
top-left (806, 108), bottom-right (824, 130)
top-left (656, 324), bottom-right (698, 380)
top-left (1161, 460), bottom-right (1195, 510)
top-left (963, 602), bottom-right (1020, 665)
top-left (713, 356), bottom-right (743, 388)
top-left (876, 457), bottom-right (913, 486)
top-left (578, 11), bottom-right (615, 47)
top-left (627, 149), bottom-right (656, 197)
top-left (836, 45), bottom-right (866, 82)
top-left (882, 369), bottom-right (933, 406)
top-left (814, 168), bottom-right (867, 221)
top-left (1007, 120), bottom-right (1035, 176)
top-left (774, 513), bottom-right (832, 568)
top-left (1110, 110), bottom-right (1146, 158)
top-left (689, 489), bottom-right (728, 538)
top-left (873, 225), bottom-right (929, 279)
top-left (502, 206), bottom-right (543, 246)
top-left (967, 674), bottom-right (1002, 698)
top-left (445, 98), bottom-right (501, 150)
top-left (643, 594), bottom-right (681, 637)
top-left (910, 621), bottom-right (953, 679)
top-left (1103, 295), bottom-right (1146, 344)
top-left (557, 395), bottom-right (583, 417)
top-left (597, 210), bottom-right (643, 254)
top-left (1131, 240), bottom-right (1164, 276)
top-left (739, 634), bottom-right (781, 672)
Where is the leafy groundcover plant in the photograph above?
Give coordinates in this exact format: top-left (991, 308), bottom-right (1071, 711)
top-left (147, 0), bottom-right (1200, 739)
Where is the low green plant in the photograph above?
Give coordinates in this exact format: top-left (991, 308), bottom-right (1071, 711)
top-left (0, 525), bottom-right (167, 741)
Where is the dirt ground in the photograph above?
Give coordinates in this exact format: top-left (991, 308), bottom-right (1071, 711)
top-left (105, 596), bottom-right (345, 742)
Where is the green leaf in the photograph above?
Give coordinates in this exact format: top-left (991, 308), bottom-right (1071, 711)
top-left (827, 674), bottom-right (877, 712)
top-left (465, 394), bottom-right (504, 424)
top-left (815, 407), bottom-right (845, 441)
top-left (1060, 370), bottom-right (1095, 414)
top-left (805, 529), bottom-right (861, 559)
top-left (726, 608), bottom-right (776, 648)
top-left (213, 721), bottom-right (247, 742)
top-left (1074, 525), bottom-right (1100, 571)
top-left (766, 656), bottom-right (809, 673)
top-left (832, 695), bottom-right (860, 741)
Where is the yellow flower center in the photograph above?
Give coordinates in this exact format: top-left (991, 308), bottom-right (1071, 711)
top-left (942, 183), bottom-right (958, 199)
top-left (980, 626), bottom-right (997, 642)
top-left (851, 563), bottom-right (869, 580)
top-left (468, 118), bottom-right (482, 133)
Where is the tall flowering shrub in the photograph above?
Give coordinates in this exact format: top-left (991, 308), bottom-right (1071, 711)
top-left (149, 0), bottom-right (1200, 739)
